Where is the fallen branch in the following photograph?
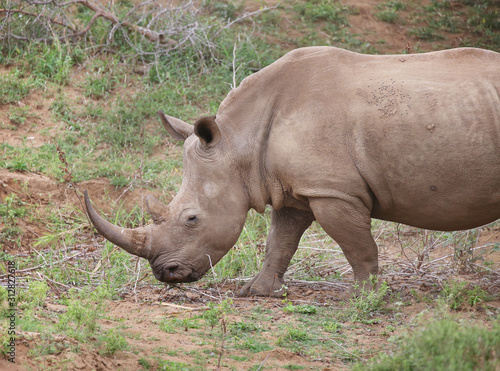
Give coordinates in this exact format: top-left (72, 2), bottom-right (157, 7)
top-left (0, 8), bottom-right (75, 29)
top-left (70, 0), bottom-right (176, 44)
top-left (2, 0), bottom-right (279, 47)
top-left (154, 301), bottom-right (210, 317)
top-left (213, 2), bottom-right (282, 38)
top-left (0, 252), bottom-right (82, 279)
top-left (1, 0), bottom-right (177, 44)
top-left (154, 301), bottom-right (206, 311)
top-left (286, 278), bottom-right (348, 290)
top-left (256, 354), bottom-right (271, 371)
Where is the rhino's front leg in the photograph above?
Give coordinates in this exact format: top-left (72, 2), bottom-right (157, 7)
top-left (240, 207), bottom-right (314, 297)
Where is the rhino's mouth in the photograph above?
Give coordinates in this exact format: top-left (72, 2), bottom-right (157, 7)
top-left (151, 262), bottom-right (201, 283)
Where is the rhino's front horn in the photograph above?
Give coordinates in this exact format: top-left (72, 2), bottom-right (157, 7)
top-left (84, 190), bottom-right (152, 259)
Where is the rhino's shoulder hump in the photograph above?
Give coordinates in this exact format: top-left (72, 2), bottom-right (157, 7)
top-left (224, 47), bottom-right (358, 94)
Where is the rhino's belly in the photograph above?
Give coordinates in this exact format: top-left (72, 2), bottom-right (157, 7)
top-left (372, 207), bottom-right (500, 231)
top-left (370, 185), bottom-right (500, 231)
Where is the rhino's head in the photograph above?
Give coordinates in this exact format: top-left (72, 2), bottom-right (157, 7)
top-left (84, 112), bottom-right (250, 283)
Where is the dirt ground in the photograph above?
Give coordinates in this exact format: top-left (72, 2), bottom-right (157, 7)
top-left (9, 279), bottom-right (500, 370)
top-left (1, 0), bottom-right (500, 370)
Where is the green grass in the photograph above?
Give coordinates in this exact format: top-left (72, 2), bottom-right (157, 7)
top-left (277, 309), bottom-right (359, 361)
top-left (294, 0), bottom-right (355, 23)
top-left (406, 0), bottom-right (500, 48)
top-left (355, 318), bottom-right (500, 371)
top-left (375, 1), bottom-right (406, 23)
top-left (440, 279), bottom-right (489, 310)
top-left (84, 73), bottom-right (116, 99)
top-left (235, 335), bottom-right (273, 353)
top-left (283, 302), bottom-right (318, 315)
top-left (375, 9), bottom-right (399, 23)
top-left (8, 106), bottom-right (33, 126)
top-left (0, 194), bottom-right (27, 224)
top-left (0, 281), bottom-right (134, 362)
top-left (0, 69), bottom-right (37, 105)
top-left (57, 290), bottom-right (101, 340)
top-left (157, 359), bottom-right (192, 371)
top-left (99, 328), bottom-right (129, 355)
top-left (31, 45), bottom-right (73, 85)
top-left (0, 194), bottom-right (28, 246)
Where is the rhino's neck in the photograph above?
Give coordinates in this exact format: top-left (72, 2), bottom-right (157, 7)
top-left (216, 74), bottom-right (286, 213)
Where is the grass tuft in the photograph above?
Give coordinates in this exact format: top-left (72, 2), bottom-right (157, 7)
top-left (356, 318), bottom-right (500, 371)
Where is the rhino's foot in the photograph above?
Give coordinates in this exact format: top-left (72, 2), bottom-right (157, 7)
top-left (240, 273), bottom-right (287, 298)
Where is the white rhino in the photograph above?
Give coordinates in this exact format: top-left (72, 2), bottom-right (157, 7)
top-left (85, 47), bottom-right (500, 296)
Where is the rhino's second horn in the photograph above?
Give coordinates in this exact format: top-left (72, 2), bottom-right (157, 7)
top-left (145, 195), bottom-right (168, 224)
top-left (84, 190), bottom-right (153, 259)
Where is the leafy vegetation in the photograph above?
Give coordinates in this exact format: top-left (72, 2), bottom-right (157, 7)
top-left (375, 1), bottom-right (406, 23)
top-left (356, 318), bottom-right (500, 371)
top-left (440, 279), bottom-right (489, 310)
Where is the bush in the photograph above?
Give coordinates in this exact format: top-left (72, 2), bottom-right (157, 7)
top-left (354, 318), bottom-right (500, 371)
top-left (99, 329), bottom-right (129, 355)
top-left (441, 280), bottom-right (489, 310)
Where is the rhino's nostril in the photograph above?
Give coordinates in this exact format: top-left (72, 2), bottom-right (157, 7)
top-left (153, 269), bottom-right (162, 280)
top-left (166, 264), bottom-right (179, 278)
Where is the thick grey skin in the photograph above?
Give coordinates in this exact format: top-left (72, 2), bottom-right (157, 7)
top-left (86, 47), bottom-right (500, 297)
top-left (227, 47), bottom-right (500, 296)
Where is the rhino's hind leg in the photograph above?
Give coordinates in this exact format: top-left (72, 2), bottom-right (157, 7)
top-left (309, 197), bottom-right (379, 293)
top-left (240, 207), bottom-right (314, 297)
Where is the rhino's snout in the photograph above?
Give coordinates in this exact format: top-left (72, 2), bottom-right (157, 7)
top-left (152, 262), bottom-right (199, 283)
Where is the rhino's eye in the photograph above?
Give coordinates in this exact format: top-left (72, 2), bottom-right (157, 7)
top-left (187, 215), bottom-right (197, 222)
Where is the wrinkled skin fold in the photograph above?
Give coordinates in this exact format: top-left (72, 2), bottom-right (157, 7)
top-left (85, 47), bottom-right (500, 297)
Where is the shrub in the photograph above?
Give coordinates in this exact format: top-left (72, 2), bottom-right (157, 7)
top-left (354, 318), bottom-right (500, 371)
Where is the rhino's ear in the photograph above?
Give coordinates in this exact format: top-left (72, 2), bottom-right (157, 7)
top-left (194, 116), bottom-right (221, 148)
top-left (158, 111), bottom-right (193, 141)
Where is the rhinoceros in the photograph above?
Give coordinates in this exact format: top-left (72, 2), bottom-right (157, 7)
top-left (85, 46), bottom-right (500, 297)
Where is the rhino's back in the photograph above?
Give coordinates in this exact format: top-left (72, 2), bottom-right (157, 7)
top-left (348, 49), bottom-right (499, 230)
